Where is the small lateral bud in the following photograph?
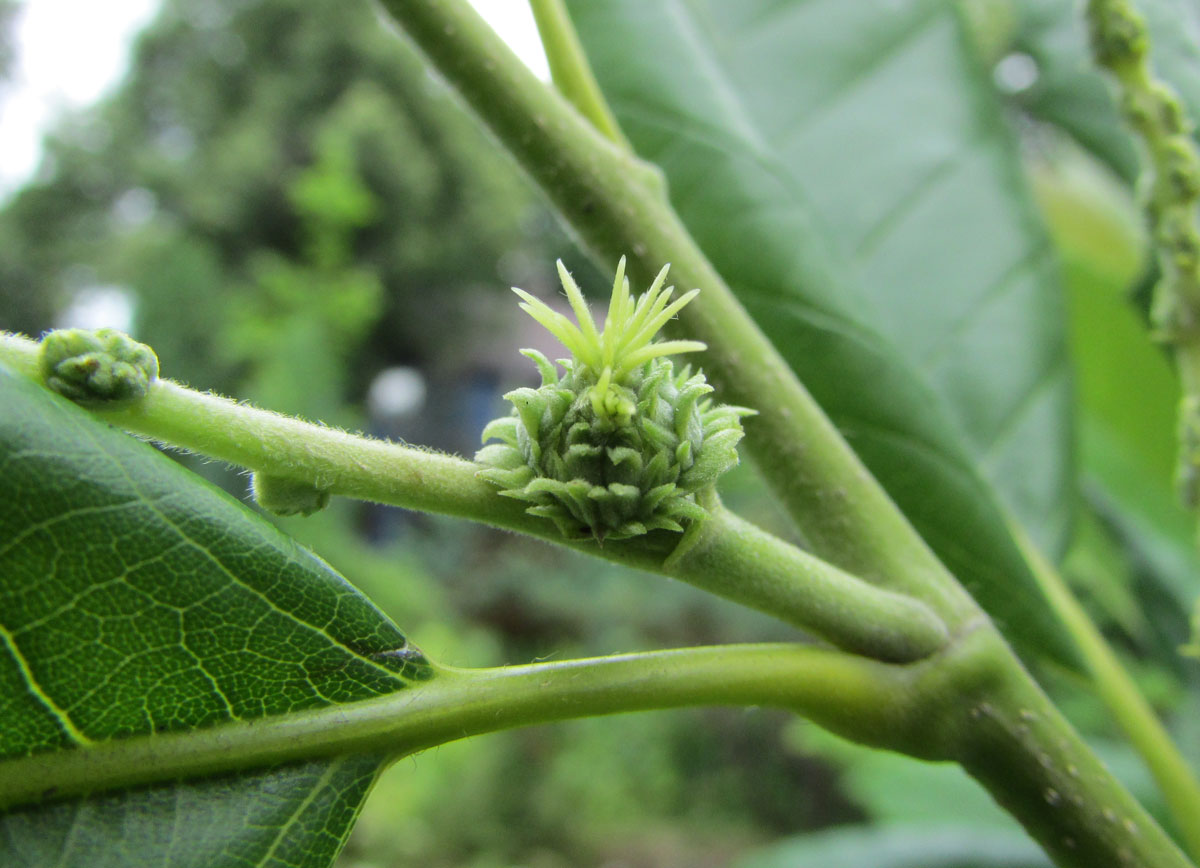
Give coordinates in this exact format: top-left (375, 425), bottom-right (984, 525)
top-left (40, 328), bottom-right (159, 406)
top-left (251, 472), bottom-right (331, 517)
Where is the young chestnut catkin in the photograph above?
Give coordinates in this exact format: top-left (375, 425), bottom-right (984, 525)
top-left (476, 257), bottom-right (753, 541)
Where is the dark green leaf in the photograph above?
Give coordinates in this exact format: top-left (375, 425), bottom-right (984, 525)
top-left (0, 756), bottom-right (384, 868)
top-left (0, 365), bottom-right (432, 865)
top-left (568, 0), bottom-right (1077, 664)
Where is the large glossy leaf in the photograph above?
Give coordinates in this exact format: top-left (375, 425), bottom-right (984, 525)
top-left (567, 0), bottom-right (1076, 664)
top-left (0, 365), bottom-right (432, 866)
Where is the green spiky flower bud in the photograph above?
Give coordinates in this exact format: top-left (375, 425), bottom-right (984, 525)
top-left (476, 257), bottom-right (753, 541)
top-left (40, 327), bottom-right (159, 406)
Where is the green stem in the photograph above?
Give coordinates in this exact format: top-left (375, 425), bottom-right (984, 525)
top-left (1016, 525), bottom-right (1200, 860)
top-left (0, 643), bottom-right (901, 812)
top-left (669, 506), bottom-right (948, 662)
top-left (0, 333), bottom-right (947, 663)
top-left (374, 0), bottom-right (974, 626)
top-left (936, 628), bottom-right (1195, 868)
top-left (528, 0), bottom-right (630, 150)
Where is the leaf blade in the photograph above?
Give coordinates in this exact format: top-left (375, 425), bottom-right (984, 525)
top-left (0, 755), bottom-right (385, 868)
top-left (0, 365), bottom-right (431, 865)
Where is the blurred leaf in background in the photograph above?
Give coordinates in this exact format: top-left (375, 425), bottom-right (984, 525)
top-left (0, 0), bottom-right (546, 413)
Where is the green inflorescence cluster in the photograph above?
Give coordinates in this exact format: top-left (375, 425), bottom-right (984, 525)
top-left (1086, 0), bottom-right (1200, 508)
top-left (476, 258), bottom-right (752, 541)
top-left (39, 328), bottom-right (160, 406)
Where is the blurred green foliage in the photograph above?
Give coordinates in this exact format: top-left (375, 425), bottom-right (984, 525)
top-left (1, 0), bottom-right (1198, 865)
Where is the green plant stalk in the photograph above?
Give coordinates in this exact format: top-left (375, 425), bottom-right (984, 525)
top-left (938, 628), bottom-right (1195, 868)
top-left (528, 0), bottom-right (630, 150)
top-left (0, 334), bottom-right (946, 663)
top-left (1016, 525), bottom-right (1200, 860)
top-left (373, 0), bottom-right (974, 625)
top-left (0, 643), bottom-right (899, 812)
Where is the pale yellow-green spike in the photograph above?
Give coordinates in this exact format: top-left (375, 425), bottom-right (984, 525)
top-left (555, 259), bottom-right (601, 352)
top-left (622, 282), bottom-right (680, 353)
top-left (621, 264), bottom-right (672, 350)
top-left (624, 287), bottom-right (698, 354)
top-left (512, 287), bottom-right (590, 362)
top-left (625, 289), bottom-right (658, 337)
top-left (618, 277), bottom-right (642, 350)
top-left (622, 339), bottom-right (707, 371)
top-left (512, 288), bottom-right (576, 343)
top-left (601, 257), bottom-right (627, 330)
top-left (602, 257), bottom-right (631, 355)
top-left (644, 263), bottom-right (671, 300)
top-left (641, 287), bottom-right (701, 338)
top-left (590, 365), bottom-right (613, 417)
top-left (615, 278), bottom-right (635, 342)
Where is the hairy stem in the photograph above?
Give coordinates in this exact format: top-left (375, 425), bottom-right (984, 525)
top-left (373, 0), bottom-right (974, 625)
top-left (0, 643), bottom-right (902, 812)
top-left (0, 333), bottom-right (946, 663)
top-left (529, 0), bottom-right (630, 150)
